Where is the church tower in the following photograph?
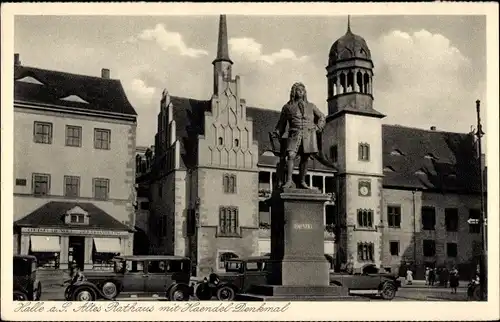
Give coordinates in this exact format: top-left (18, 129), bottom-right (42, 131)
top-left (195, 15), bottom-right (260, 276)
top-left (323, 17), bottom-right (385, 271)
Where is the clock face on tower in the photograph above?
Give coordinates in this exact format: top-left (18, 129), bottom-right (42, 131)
top-left (358, 181), bottom-right (371, 197)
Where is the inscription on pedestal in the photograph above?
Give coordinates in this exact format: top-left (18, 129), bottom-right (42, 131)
top-left (293, 223), bottom-right (313, 230)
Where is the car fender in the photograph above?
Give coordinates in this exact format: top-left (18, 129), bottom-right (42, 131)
top-left (166, 282), bottom-right (191, 296)
top-left (379, 280), bottom-right (397, 292)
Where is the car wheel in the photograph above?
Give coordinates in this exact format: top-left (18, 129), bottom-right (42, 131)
top-left (13, 290), bottom-right (28, 301)
top-left (101, 281), bottom-right (118, 298)
top-left (380, 283), bottom-right (396, 300)
top-left (195, 282), bottom-right (213, 301)
top-left (73, 287), bottom-right (96, 301)
top-left (216, 285), bottom-right (236, 301)
top-left (169, 284), bottom-right (190, 301)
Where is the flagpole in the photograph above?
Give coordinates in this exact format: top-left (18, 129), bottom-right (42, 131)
top-left (475, 99), bottom-right (487, 301)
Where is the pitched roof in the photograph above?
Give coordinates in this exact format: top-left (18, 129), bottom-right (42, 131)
top-left (382, 125), bottom-right (481, 193)
top-left (165, 96), bottom-right (482, 193)
top-left (14, 201), bottom-right (133, 231)
top-left (14, 65), bottom-right (137, 116)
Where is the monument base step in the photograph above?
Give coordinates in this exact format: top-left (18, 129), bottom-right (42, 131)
top-left (235, 293), bottom-right (358, 301)
top-left (235, 284), bottom-right (353, 301)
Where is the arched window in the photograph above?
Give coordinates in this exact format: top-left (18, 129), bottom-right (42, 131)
top-left (356, 71), bottom-right (363, 93)
top-left (332, 76), bottom-right (338, 96)
top-left (218, 252), bottom-right (238, 269)
top-left (218, 137), bottom-right (223, 145)
top-left (363, 73), bottom-right (370, 94)
top-left (347, 71), bottom-right (354, 93)
top-left (234, 139), bottom-right (239, 147)
top-left (339, 73), bottom-right (346, 94)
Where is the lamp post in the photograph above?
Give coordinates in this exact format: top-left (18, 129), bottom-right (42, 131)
top-left (475, 99), bottom-right (487, 301)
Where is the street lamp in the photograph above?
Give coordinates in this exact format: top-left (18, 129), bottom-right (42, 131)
top-left (475, 99), bottom-right (487, 301)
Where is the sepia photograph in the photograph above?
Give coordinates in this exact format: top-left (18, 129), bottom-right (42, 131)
top-left (1, 2), bottom-right (499, 321)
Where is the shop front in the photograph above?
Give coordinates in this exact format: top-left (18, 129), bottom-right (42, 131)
top-left (14, 202), bottom-right (134, 271)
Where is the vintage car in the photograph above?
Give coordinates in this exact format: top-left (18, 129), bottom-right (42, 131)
top-left (13, 255), bottom-right (42, 301)
top-left (65, 255), bottom-right (192, 301)
top-left (329, 265), bottom-right (401, 300)
top-left (197, 256), bottom-right (269, 301)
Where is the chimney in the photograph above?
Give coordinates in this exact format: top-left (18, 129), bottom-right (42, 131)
top-left (430, 126), bottom-right (436, 131)
top-left (101, 68), bottom-right (110, 79)
top-left (14, 53), bottom-right (21, 66)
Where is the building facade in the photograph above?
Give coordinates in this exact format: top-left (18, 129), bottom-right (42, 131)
top-left (13, 54), bottom-right (138, 270)
top-left (138, 16), bottom-right (485, 278)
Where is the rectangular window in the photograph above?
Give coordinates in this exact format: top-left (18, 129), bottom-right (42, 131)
top-left (32, 173), bottom-right (50, 196)
top-left (33, 121), bottom-right (53, 144)
top-left (357, 242), bottom-right (374, 261)
top-left (421, 206), bottom-right (436, 230)
top-left (70, 214), bottom-right (85, 224)
top-left (423, 239), bottom-right (436, 257)
top-left (65, 125), bottom-right (82, 147)
top-left (330, 145), bottom-right (338, 163)
top-left (357, 209), bottom-right (373, 227)
top-left (223, 174), bottom-right (237, 194)
top-left (390, 241), bottom-right (399, 256)
top-left (445, 208), bottom-right (459, 232)
top-left (15, 178), bottom-right (27, 186)
top-left (446, 243), bottom-right (458, 257)
top-left (64, 176), bottom-right (80, 197)
top-left (387, 206), bottom-right (401, 228)
top-left (468, 209), bottom-right (481, 234)
top-left (258, 201), bottom-right (270, 229)
top-left (93, 178), bottom-right (109, 200)
top-left (94, 128), bottom-right (111, 150)
top-left (325, 176), bottom-right (335, 194)
top-left (219, 207), bottom-right (239, 236)
top-left (358, 143), bottom-right (370, 161)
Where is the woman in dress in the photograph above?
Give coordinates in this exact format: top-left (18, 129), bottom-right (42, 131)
top-left (406, 268), bottom-right (413, 285)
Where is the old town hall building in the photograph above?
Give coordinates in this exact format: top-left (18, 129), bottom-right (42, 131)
top-left (138, 15), bottom-right (485, 278)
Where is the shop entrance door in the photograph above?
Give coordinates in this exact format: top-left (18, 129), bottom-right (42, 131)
top-left (68, 236), bottom-right (85, 270)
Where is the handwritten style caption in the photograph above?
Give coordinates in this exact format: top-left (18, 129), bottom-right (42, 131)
top-left (15, 301), bottom-right (291, 314)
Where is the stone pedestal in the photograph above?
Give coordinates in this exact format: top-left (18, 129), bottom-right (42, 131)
top-left (236, 188), bottom-right (348, 301)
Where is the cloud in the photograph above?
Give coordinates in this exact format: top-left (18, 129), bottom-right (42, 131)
top-left (371, 29), bottom-right (483, 134)
top-left (130, 24), bottom-right (209, 58)
top-left (229, 37), bottom-right (309, 65)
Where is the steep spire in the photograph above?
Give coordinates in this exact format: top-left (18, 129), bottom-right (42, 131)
top-left (213, 14), bottom-right (233, 65)
top-left (347, 15), bottom-right (351, 33)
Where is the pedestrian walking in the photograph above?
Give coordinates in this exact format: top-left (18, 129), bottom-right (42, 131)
top-left (429, 267), bottom-right (436, 286)
top-left (449, 266), bottom-right (459, 293)
top-left (425, 267), bottom-right (430, 285)
top-left (406, 268), bottom-right (413, 285)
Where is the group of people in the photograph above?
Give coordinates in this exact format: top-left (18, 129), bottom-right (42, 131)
top-left (405, 266), bottom-right (460, 293)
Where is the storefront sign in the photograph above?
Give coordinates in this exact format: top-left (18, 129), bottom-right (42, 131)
top-left (21, 227), bottom-right (128, 236)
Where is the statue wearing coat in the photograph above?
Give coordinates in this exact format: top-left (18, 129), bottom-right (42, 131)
top-left (272, 82), bottom-right (326, 189)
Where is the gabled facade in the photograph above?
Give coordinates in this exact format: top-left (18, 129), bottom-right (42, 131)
top-left (13, 54), bottom-right (138, 270)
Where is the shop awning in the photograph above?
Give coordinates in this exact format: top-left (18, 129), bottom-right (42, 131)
top-left (93, 237), bottom-right (121, 253)
top-left (30, 235), bottom-right (61, 252)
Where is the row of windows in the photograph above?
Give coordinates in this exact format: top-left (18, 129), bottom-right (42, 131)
top-left (26, 173), bottom-right (110, 199)
top-left (388, 240), bottom-right (459, 258)
top-left (329, 143), bottom-right (371, 163)
top-left (386, 206), bottom-right (480, 234)
top-left (33, 121), bottom-right (111, 150)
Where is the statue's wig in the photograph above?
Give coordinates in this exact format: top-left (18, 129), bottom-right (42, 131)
top-left (289, 82), bottom-right (308, 103)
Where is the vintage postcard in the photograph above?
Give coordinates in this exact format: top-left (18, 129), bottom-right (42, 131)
top-left (1, 2), bottom-right (499, 321)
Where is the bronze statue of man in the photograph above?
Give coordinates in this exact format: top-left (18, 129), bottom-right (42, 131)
top-left (273, 82), bottom-right (326, 189)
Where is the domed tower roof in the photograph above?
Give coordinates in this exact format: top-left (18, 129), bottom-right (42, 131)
top-left (328, 17), bottom-right (371, 66)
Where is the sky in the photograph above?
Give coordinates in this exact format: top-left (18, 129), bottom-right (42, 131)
top-left (14, 15), bottom-right (487, 147)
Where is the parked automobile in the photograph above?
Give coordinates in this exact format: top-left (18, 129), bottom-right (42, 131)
top-left (13, 255), bottom-right (42, 301)
top-left (65, 255), bottom-right (192, 301)
top-left (329, 265), bottom-right (401, 300)
top-left (198, 256), bottom-right (269, 301)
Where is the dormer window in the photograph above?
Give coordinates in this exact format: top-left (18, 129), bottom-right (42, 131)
top-left (60, 95), bottom-right (89, 104)
top-left (64, 206), bottom-right (89, 225)
top-left (390, 149), bottom-right (404, 156)
top-left (16, 76), bottom-right (44, 85)
top-left (70, 214), bottom-right (85, 224)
